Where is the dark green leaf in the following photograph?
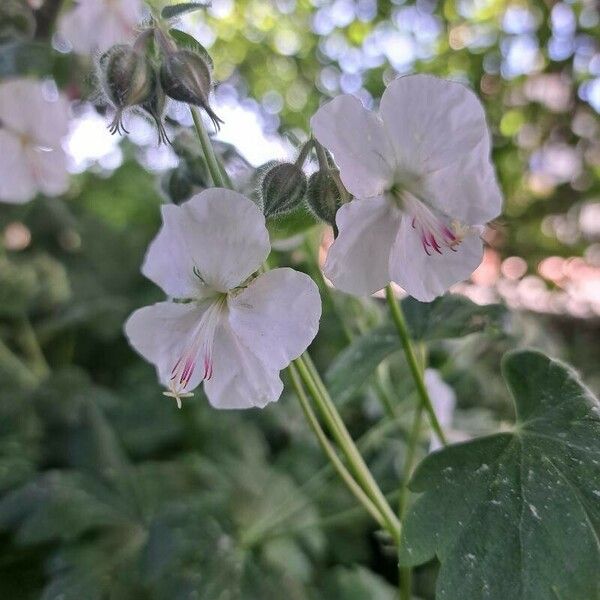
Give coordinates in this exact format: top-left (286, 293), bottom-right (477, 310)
top-left (400, 295), bottom-right (507, 341)
top-left (326, 296), bottom-right (506, 404)
top-left (168, 28), bottom-right (214, 70)
top-left (326, 324), bottom-right (398, 405)
top-left (399, 350), bottom-right (600, 600)
top-left (162, 2), bottom-right (209, 19)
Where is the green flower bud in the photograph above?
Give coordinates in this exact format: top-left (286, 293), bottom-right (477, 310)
top-left (141, 75), bottom-right (170, 145)
top-left (160, 166), bottom-right (195, 204)
top-left (159, 49), bottom-right (223, 130)
top-left (100, 44), bottom-right (156, 135)
top-left (306, 170), bottom-right (342, 228)
top-left (260, 162), bottom-right (307, 218)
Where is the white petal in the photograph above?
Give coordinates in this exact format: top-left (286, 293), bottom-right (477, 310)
top-left (142, 204), bottom-right (204, 299)
top-left (204, 321), bottom-right (283, 409)
top-left (228, 268), bottom-right (321, 370)
top-left (58, 0), bottom-right (142, 54)
top-left (380, 75), bottom-right (502, 224)
top-left (389, 216), bottom-right (483, 302)
top-left (143, 189), bottom-right (270, 297)
top-left (324, 196), bottom-right (401, 296)
top-left (0, 78), bottom-right (70, 145)
top-left (30, 147), bottom-right (70, 197)
top-left (0, 132), bottom-right (36, 204)
top-left (124, 301), bottom-right (210, 392)
top-left (310, 94), bottom-right (395, 198)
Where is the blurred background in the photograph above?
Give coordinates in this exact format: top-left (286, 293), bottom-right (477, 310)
top-left (0, 0), bottom-right (599, 598)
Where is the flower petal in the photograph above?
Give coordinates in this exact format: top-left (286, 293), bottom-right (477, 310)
top-left (228, 268), bottom-right (321, 371)
top-left (204, 321), bottom-right (283, 409)
top-left (0, 78), bottom-right (70, 146)
top-left (58, 0), bottom-right (142, 54)
top-left (30, 147), bottom-right (70, 197)
top-left (124, 301), bottom-right (210, 392)
top-left (324, 196), bottom-right (401, 296)
top-left (310, 94), bottom-right (395, 198)
top-left (0, 131), bottom-right (36, 203)
top-left (389, 215), bottom-right (484, 302)
top-left (143, 189), bottom-right (270, 297)
top-left (380, 75), bottom-right (502, 224)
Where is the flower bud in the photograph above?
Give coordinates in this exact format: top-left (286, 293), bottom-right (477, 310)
top-left (306, 170), bottom-right (342, 228)
top-left (260, 162), bottom-right (307, 218)
top-left (141, 76), bottom-right (170, 145)
top-left (159, 49), bottom-right (223, 130)
top-left (100, 44), bottom-right (155, 135)
top-left (160, 166), bottom-right (195, 204)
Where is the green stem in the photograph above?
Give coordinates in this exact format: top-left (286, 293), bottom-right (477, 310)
top-left (384, 285), bottom-right (447, 447)
top-left (285, 364), bottom-right (387, 531)
top-left (398, 404), bottom-right (423, 600)
top-left (294, 354), bottom-right (401, 543)
top-left (190, 107), bottom-right (226, 188)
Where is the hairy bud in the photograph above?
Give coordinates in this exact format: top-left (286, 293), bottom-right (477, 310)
top-left (306, 170), bottom-right (342, 228)
top-left (159, 49), bottom-right (223, 131)
top-left (161, 166), bottom-right (195, 204)
top-left (100, 44), bottom-right (155, 136)
top-left (260, 162), bottom-right (307, 218)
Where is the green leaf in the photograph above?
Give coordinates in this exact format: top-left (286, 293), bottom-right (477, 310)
top-left (399, 350), bottom-right (600, 600)
top-left (324, 566), bottom-right (396, 599)
top-left (168, 28), bottom-right (214, 70)
top-left (400, 295), bottom-right (507, 341)
top-left (162, 2), bottom-right (209, 19)
top-left (326, 296), bottom-right (506, 404)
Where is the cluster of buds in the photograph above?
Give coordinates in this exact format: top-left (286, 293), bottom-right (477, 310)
top-left (256, 140), bottom-right (347, 232)
top-left (98, 24), bottom-right (221, 144)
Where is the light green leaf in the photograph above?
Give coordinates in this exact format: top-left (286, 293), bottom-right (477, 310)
top-left (161, 2), bottom-right (209, 20)
top-left (326, 296), bottom-right (506, 404)
top-left (399, 349), bottom-right (600, 600)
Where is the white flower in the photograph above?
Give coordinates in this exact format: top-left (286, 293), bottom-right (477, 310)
top-left (58, 0), bottom-right (143, 55)
top-left (125, 189), bottom-right (322, 410)
top-left (0, 78), bottom-right (70, 204)
top-left (424, 369), bottom-right (456, 452)
top-left (311, 74), bottom-right (503, 302)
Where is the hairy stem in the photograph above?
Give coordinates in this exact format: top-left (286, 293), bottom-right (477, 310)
top-left (190, 107), bottom-right (226, 188)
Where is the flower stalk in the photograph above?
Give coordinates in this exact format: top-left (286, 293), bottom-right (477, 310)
top-left (384, 285), bottom-right (447, 446)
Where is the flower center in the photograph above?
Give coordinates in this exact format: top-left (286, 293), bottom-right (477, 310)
top-left (164, 295), bottom-right (226, 408)
top-left (391, 188), bottom-right (468, 256)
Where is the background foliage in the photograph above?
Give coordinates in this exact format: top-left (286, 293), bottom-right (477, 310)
top-left (0, 0), bottom-right (599, 598)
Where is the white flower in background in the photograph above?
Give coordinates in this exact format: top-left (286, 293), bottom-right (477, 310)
top-left (58, 0), bottom-right (143, 54)
top-left (125, 189), bottom-right (322, 409)
top-left (311, 74), bottom-right (503, 302)
top-left (424, 369), bottom-right (456, 452)
top-left (0, 78), bottom-right (70, 204)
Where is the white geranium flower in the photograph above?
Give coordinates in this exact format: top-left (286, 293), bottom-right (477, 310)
top-left (58, 0), bottom-right (143, 55)
top-left (0, 78), bottom-right (70, 204)
top-left (311, 74), bottom-right (503, 302)
top-left (125, 189), bottom-right (322, 410)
